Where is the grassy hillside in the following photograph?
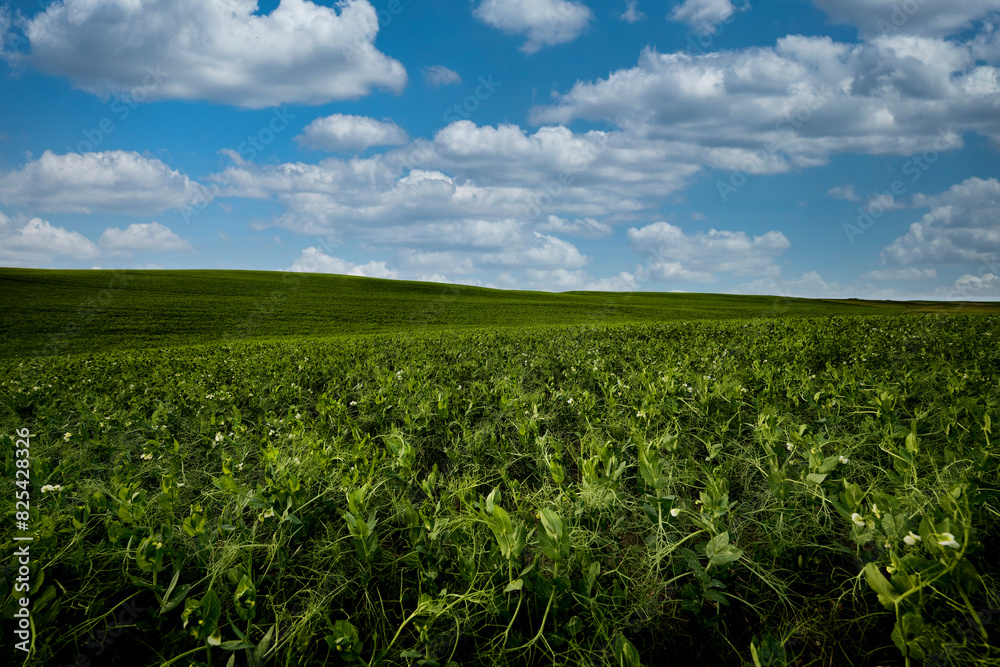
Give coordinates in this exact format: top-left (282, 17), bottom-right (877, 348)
top-left (3, 267), bottom-right (997, 359)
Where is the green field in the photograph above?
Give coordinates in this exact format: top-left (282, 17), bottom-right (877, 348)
top-left (2, 270), bottom-right (1000, 667)
top-left (3, 268), bottom-right (993, 360)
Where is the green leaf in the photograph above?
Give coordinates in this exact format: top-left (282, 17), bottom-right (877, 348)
top-left (503, 579), bottom-right (523, 593)
top-left (705, 532), bottom-right (729, 558)
top-left (256, 626), bottom-right (275, 662)
top-left (863, 563), bottom-right (897, 609)
top-left (613, 633), bottom-right (643, 667)
top-left (806, 473), bottom-right (827, 485)
top-left (160, 583), bottom-right (192, 614)
top-left (819, 455), bottom-right (841, 473)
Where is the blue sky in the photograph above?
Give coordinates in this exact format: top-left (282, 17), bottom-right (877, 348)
top-left (0, 0), bottom-right (998, 299)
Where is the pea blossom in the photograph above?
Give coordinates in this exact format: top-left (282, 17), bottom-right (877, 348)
top-left (903, 531), bottom-right (921, 546)
top-left (851, 513), bottom-right (865, 528)
top-left (937, 533), bottom-right (960, 549)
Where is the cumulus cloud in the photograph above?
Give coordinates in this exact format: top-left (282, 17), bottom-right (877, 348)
top-left (18, 0), bottom-right (406, 108)
top-left (829, 185), bottom-right (861, 201)
top-left (99, 222), bottom-right (194, 253)
top-left (627, 221), bottom-right (790, 282)
top-left (861, 267), bottom-right (937, 280)
top-left (810, 0), bottom-right (1000, 38)
top-left (0, 151), bottom-right (208, 214)
top-left (0, 217), bottom-right (100, 265)
top-left (736, 271), bottom-right (855, 298)
top-left (531, 36), bottom-right (996, 166)
top-left (210, 122), bottom-right (707, 238)
top-left (296, 114), bottom-right (409, 152)
top-left (537, 215), bottom-right (612, 238)
top-left (424, 65), bottom-right (462, 87)
top-left (289, 247), bottom-right (399, 278)
top-left (620, 0), bottom-right (646, 23)
top-left (881, 177), bottom-right (1000, 266)
top-left (935, 272), bottom-right (1000, 299)
top-left (514, 268), bottom-right (639, 291)
top-left (669, 0), bottom-right (747, 34)
top-left (473, 0), bottom-right (593, 54)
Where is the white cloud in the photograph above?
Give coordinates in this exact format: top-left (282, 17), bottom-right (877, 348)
top-left (396, 249), bottom-right (477, 274)
top-left (515, 268), bottom-right (639, 291)
top-left (0, 217), bottom-right (100, 265)
top-left (736, 271), bottom-right (849, 298)
top-left (810, 0), bottom-right (1000, 38)
top-left (473, 0), bottom-right (593, 54)
top-left (531, 36), bottom-right (997, 166)
top-left (935, 272), bottom-right (1000, 299)
top-left (861, 267), bottom-right (937, 280)
top-left (211, 122), bottom-right (707, 238)
top-left (881, 177), bottom-right (1000, 266)
top-left (627, 221), bottom-right (790, 282)
top-left (0, 151), bottom-right (207, 215)
top-left (829, 185), bottom-right (861, 202)
top-left (669, 0), bottom-right (747, 34)
top-left (289, 247), bottom-right (398, 279)
top-left (620, 0), bottom-right (646, 23)
top-left (0, 5), bottom-right (11, 54)
top-left (537, 215), bottom-right (612, 238)
top-left (99, 222), bottom-right (194, 253)
top-left (424, 65), bottom-right (462, 87)
top-left (296, 114), bottom-right (409, 152)
top-left (19, 0), bottom-right (406, 108)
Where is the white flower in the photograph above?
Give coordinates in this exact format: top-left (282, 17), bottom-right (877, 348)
top-left (63, 432), bottom-right (72, 441)
top-left (176, 482), bottom-right (185, 488)
top-left (350, 401), bottom-right (357, 406)
top-left (215, 433), bottom-right (224, 442)
top-left (141, 452), bottom-right (154, 460)
top-left (636, 410), bottom-right (646, 418)
top-left (259, 508), bottom-right (276, 520)
top-left (786, 442), bottom-right (794, 452)
top-left (904, 531), bottom-right (921, 546)
top-left (670, 508), bottom-right (681, 517)
top-left (567, 398), bottom-right (574, 405)
top-left (293, 457), bottom-right (300, 464)
top-left (839, 456), bottom-right (849, 464)
top-left (851, 513), bottom-right (865, 528)
top-left (937, 533), bottom-right (960, 549)
top-left (41, 484), bottom-right (62, 493)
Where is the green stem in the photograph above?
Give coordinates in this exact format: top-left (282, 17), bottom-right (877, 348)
top-left (159, 645), bottom-right (207, 667)
top-left (515, 563), bottom-right (558, 651)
